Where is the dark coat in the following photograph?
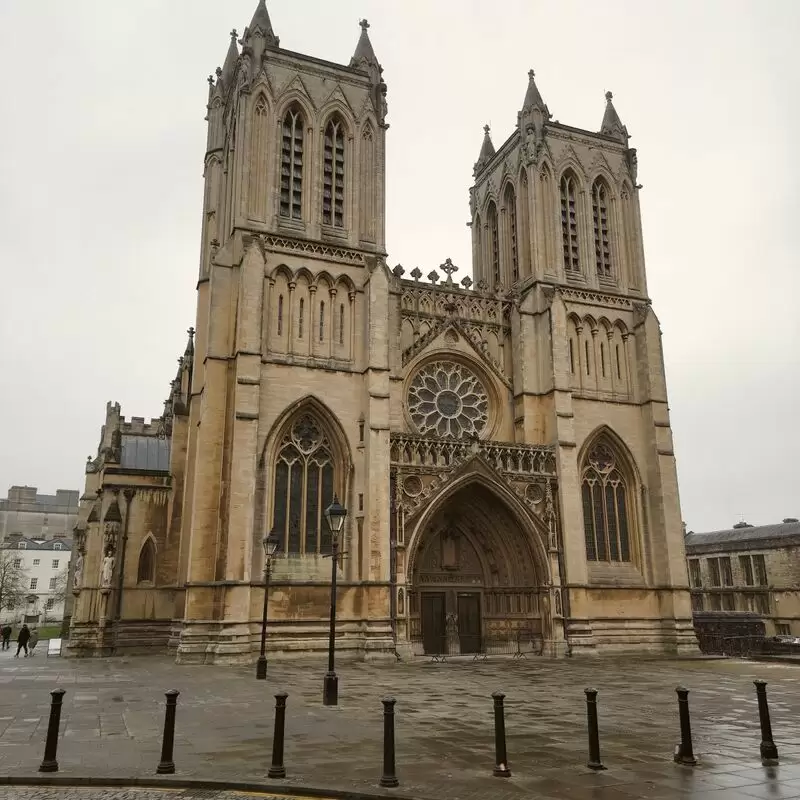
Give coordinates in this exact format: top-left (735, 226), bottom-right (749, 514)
top-left (17, 627), bottom-right (30, 645)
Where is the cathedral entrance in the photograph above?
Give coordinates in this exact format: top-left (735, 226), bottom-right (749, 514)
top-left (408, 482), bottom-right (547, 656)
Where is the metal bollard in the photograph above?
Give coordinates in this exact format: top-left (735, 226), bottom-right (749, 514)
top-left (156, 690), bottom-right (180, 775)
top-left (491, 691), bottom-right (511, 777)
top-left (268, 691), bottom-right (288, 779)
top-left (674, 686), bottom-right (697, 766)
top-left (585, 688), bottom-right (606, 771)
top-left (38, 689), bottom-right (66, 773)
top-left (379, 696), bottom-right (399, 788)
top-left (754, 680), bottom-right (779, 765)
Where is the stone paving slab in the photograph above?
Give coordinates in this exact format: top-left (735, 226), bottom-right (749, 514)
top-left (1, 649), bottom-right (800, 799)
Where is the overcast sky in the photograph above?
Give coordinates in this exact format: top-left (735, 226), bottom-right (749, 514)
top-left (0, 1), bottom-right (797, 532)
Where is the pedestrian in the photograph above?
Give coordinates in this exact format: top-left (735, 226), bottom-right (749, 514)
top-left (28, 628), bottom-right (39, 657)
top-left (1, 623), bottom-right (11, 650)
top-left (15, 624), bottom-right (30, 658)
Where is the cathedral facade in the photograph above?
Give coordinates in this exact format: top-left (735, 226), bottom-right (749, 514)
top-left (68, 1), bottom-right (696, 662)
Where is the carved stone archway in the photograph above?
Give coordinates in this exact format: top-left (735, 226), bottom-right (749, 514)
top-left (406, 481), bottom-right (550, 656)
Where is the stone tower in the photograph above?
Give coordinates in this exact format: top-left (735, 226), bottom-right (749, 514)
top-left (68, 5), bottom-right (695, 662)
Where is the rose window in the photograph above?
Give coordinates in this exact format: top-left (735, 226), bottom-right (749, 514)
top-left (407, 361), bottom-right (489, 438)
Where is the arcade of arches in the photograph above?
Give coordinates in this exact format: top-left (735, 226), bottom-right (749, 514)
top-left (406, 483), bottom-right (554, 655)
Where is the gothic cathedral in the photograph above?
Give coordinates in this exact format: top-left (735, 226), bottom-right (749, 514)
top-left (68, 1), bottom-right (696, 661)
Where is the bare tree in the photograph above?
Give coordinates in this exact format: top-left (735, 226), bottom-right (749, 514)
top-left (42, 567), bottom-right (69, 622)
top-left (0, 550), bottom-right (30, 618)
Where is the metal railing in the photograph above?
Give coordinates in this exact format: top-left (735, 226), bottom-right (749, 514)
top-left (410, 628), bottom-right (544, 661)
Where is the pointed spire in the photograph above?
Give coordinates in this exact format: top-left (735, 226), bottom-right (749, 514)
top-left (350, 19), bottom-right (379, 70)
top-left (220, 29), bottom-right (240, 88)
top-left (521, 69), bottom-right (550, 117)
top-left (184, 327), bottom-right (195, 358)
top-left (474, 124), bottom-right (496, 174)
top-left (245, 0), bottom-right (279, 48)
top-left (600, 91), bottom-right (629, 143)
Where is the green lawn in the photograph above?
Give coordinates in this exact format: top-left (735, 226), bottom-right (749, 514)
top-left (34, 625), bottom-right (62, 640)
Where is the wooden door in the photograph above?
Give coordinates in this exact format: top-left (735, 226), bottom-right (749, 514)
top-left (421, 593), bottom-right (446, 655)
top-left (457, 593), bottom-right (482, 654)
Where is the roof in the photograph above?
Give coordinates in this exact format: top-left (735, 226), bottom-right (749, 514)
top-left (685, 521), bottom-right (800, 551)
top-left (2, 538), bottom-right (73, 551)
top-left (120, 435), bottom-right (170, 472)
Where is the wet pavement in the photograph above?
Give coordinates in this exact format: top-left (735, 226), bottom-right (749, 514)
top-left (1, 647), bottom-right (800, 799)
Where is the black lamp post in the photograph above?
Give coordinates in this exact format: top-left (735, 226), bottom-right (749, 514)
top-left (323, 495), bottom-right (347, 706)
top-left (256, 528), bottom-right (280, 680)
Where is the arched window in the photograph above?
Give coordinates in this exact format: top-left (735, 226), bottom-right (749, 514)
top-left (323, 117), bottom-right (345, 228)
top-left (581, 439), bottom-right (632, 562)
top-left (277, 294), bottom-right (283, 335)
top-left (560, 173), bottom-right (580, 272)
top-left (137, 538), bottom-right (156, 584)
top-left (248, 94), bottom-right (270, 221)
top-left (298, 298), bottom-right (304, 338)
top-left (319, 300), bottom-right (325, 342)
top-left (272, 414), bottom-right (336, 554)
top-left (339, 304), bottom-right (345, 345)
top-left (504, 183), bottom-right (519, 284)
top-left (280, 106), bottom-right (304, 220)
top-left (359, 125), bottom-right (376, 241)
top-left (487, 202), bottom-right (500, 287)
top-left (592, 179), bottom-right (612, 278)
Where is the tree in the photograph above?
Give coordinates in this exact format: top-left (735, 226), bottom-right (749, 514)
top-left (0, 550), bottom-right (30, 619)
top-left (42, 567), bottom-right (69, 622)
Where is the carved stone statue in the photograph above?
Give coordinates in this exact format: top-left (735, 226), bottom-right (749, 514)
top-left (101, 555), bottom-right (115, 588)
top-left (73, 553), bottom-right (84, 590)
top-left (441, 532), bottom-right (459, 570)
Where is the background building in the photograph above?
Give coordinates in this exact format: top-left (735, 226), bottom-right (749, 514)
top-left (69, 0), bottom-right (695, 662)
top-left (0, 486), bottom-right (79, 542)
top-left (685, 519), bottom-right (800, 636)
top-left (1, 538), bottom-right (72, 624)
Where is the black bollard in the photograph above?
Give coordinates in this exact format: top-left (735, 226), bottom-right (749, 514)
top-left (379, 696), bottom-right (399, 788)
top-left (674, 686), bottom-right (697, 766)
top-left (156, 690), bottom-right (180, 775)
top-left (491, 691), bottom-right (511, 777)
top-left (268, 691), bottom-right (288, 779)
top-left (38, 689), bottom-right (66, 773)
top-left (585, 688), bottom-right (606, 771)
top-left (754, 680), bottom-right (779, 765)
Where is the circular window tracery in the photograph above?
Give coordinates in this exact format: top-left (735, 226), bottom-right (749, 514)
top-left (407, 361), bottom-right (489, 438)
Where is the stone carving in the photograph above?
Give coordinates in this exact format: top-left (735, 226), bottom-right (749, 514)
top-left (100, 555), bottom-right (115, 588)
top-left (560, 287), bottom-right (633, 309)
top-left (73, 552), bottom-right (84, 591)
top-left (407, 361), bottom-right (489, 439)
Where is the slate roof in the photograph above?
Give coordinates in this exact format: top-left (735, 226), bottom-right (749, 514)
top-left (1, 538), bottom-right (73, 551)
top-left (685, 521), bottom-right (800, 552)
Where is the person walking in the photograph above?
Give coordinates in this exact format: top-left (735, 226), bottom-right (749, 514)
top-left (15, 624), bottom-right (30, 658)
top-left (28, 628), bottom-right (39, 657)
top-left (1, 624), bottom-right (11, 650)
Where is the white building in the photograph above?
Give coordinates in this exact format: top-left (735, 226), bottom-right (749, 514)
top-left (2, 538), bottom-right (71, 624)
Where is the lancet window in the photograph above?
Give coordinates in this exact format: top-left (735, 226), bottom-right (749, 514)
top-left (137, 538), bottom-right (156, 584)
top-left (322, 117), bottom-right (345, 227)
top-left (505, 183), bottom-right (519, 283)
top-left (592, 179), bottom-right (612, 278)
top-left (560, 173), bottom-right (581, 273)
top-left (280, 106), bottom-right (304, 220)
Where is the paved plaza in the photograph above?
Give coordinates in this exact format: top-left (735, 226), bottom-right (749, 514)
top-left (1, 648), bottom-right (800, 799)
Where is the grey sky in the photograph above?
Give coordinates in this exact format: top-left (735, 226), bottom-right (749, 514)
top-left (0, 1), bottom-right (797, 532)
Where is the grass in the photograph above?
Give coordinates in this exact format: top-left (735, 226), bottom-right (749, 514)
top-left (33, 625), bottom-right (62, 640)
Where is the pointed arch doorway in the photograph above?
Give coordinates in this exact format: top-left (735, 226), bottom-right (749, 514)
top-left (407, 482), bottom-right (548, 655)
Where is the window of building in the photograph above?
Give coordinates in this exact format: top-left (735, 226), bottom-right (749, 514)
top-left (13, 559), bottom-right (21, 569)
top-left (568, 339), bottom-right (575, 374)
top-left (691, 593), bottom-right (703, 612)
top-left (581, 439), bottom-right (631, 562)
top-left (319, 301), bottom-right (325, 342)
top-left (277, 295), bottom-right (283, 335)
top-left (17, 542), bottom-right (26, 549)
top-left (560, 173), bottom-right (580, 272)
top-left (30, 578), bottom-right (38, 590)
top-left (777, 623), bottom-right (791, 636)
top-left (487, 202), bottom-right (500, 287)
top-left (45, 598), bottom-right (55, 610)
top-left (137, 539), bottom-right (156, 584)
top-left (52, 560), bottom-right (59, 569)
top-left (298, 298), bottom-right (304, 338)
top-left (753, 554), bottom-right (767, 586)
top-left (721, 593), bottom-right (735, 611)
top-left (720, 557), bottom-right (733, 586)
top-left (322, 117), bottom-right (345, 227)
top-left (739, 554), bottom-right (754, 586)
top-left (272, 413), bottom-right (338, 555)
top-left (53, 542), bottom-right (62, 551)
top-left (504, 183), bottom-right (519, 284)
top-left (754, 594), bottom-right (770, 615)
top-left (688, 559), bottom-right (702, 588)
top-left (592, 179), bottom-right (612, 278)
top-left (708, 558), bottom-right (721, 587)
top-left (338, 304), bottom-right (345, 346)
top-left (49, 577), bottom-right (56, 590)
top-left (280, 106), bottom-right (304, 220)
top-left (33, 559), bottom-right (40, 566)
top-left (708, 593), bottom-right (722, 611)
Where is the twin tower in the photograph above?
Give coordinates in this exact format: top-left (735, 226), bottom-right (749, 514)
top-left (68, 0), bottom-right (696, 662)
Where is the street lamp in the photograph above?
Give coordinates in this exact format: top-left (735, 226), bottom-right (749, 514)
top-left (322, 495), bottom-right (347, 706)
top-left (256, 527), bottom-right (280, 680)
